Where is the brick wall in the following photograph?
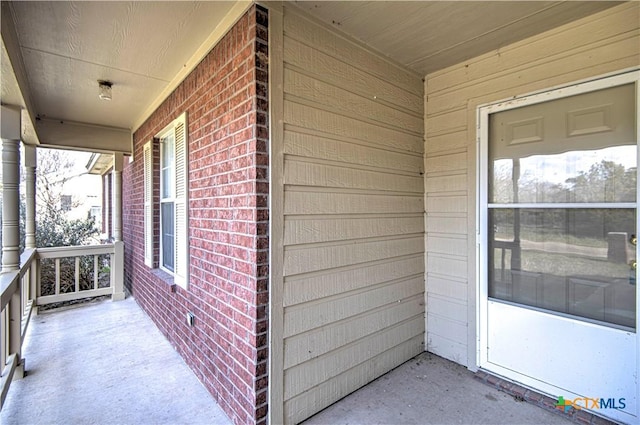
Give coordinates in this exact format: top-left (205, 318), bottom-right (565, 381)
top-left (122, 6), bottom-right (269, 424)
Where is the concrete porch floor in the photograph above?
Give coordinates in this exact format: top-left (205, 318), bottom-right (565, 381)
top-left (0, 297), bottom-right (231, 425)
top-left (303, 352), bottom-right (573, 425)
top-left (1, 296), bottom-right (575, 425)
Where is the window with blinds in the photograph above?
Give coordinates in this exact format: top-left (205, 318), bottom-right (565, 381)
top-left (144, 112), bottom-right (189, 288)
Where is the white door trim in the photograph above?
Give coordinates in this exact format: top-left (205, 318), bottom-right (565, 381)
top-left (476, 69), bottom-right (640, 424)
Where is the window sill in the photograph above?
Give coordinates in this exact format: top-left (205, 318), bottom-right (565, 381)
top-left (150, 268), bottom-right (177, 293)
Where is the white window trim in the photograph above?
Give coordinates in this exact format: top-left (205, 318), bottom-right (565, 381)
top-left (144, 112), bottom-right (189, 289)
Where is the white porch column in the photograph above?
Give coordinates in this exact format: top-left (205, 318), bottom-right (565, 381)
top-left (1, 106), bottom-right (22, 272)
top-left (111, 152), bottom-right (125, 301)
top-left (24, 145), bottom-right (36, 249)
top-left (1, 105), bottom-right (25, 380)
top-left (112, 152), bottom-right (123, 242)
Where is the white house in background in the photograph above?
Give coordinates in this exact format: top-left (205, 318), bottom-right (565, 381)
top-left (39, 149), bottom-right (103, 230)
top-left (59, 171), bottom-right (102, 227)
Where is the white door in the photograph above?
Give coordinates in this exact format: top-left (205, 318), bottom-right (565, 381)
top-left (479, 71), bottom-right (639, 424)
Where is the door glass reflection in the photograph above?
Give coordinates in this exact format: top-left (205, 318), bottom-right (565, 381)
top-left (488, 208), bottom-right (636, 329)
top-left (490, 146), bottom-right (637, 204)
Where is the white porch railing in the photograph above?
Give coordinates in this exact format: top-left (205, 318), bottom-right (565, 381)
top-left (1, 248), bottom-right (36, 409)
top-left (36, 244), bottom-right (118, 306)
top-left (0, 243), bottom-right (124, 410)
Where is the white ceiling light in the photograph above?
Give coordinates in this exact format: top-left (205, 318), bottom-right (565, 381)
top-left (98, 80), bottom-right (112, 101)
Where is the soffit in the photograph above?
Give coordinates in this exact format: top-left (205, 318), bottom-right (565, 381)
top-left (293, 1), bottom-right (624, 76)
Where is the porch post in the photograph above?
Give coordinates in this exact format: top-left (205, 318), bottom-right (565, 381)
top-left (112, 152), bottom-right (123, 242)
top-left (24, 145), bottom-right (36, 249)
top-left (111, 152), bottom-right (125, 301)
top-left (1, 105), bottom-right (25, 380)
top-left (25, 146), bottom-right (38, 314)
top-left (1, 105), bottom-right (22, 272)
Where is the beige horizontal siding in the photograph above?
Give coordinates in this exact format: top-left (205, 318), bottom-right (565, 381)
top-left (283, 295), bottom-right (424, 368)
top-left (426, 130), bottom-right (468, 155)
top-left (284, 316), bottom-right (424, 399)
top-left (426, 195), bottom-right (467, 213)
top-left (285, 103), bottom-right (422, 153)
top-left (424, 2), bottom-right (640, 367)
top-left (426, 235), bottom-right (467, 257)
top-left (283, 336), bottom-right (424, 425)
top-left (282, 5), bottom-right (425, 423)
top-left (284, 215), bottom-right (424, 245)
top-left (284, 189), bottom-right (423, 215)
top-left (284, 255), bottom-right (424, 305)
top-left (284, 159), bottom-right (423, 192)
top-left (427, 275), bottom-right (467, 302)
top-left (285, 69), bottom-right (423, 133)
top-left (283, 11), bottom-right (421, 93)
top-left (284, 275), bottom-right (423, 337)
top-left (284, 130), bottom-right (423, 173)
top-left (284, 235), bottom-right (424, 281)
top-left (424, 173), bottom-right (467, 194)
top-left (284, 37), bottom-right (422, 113)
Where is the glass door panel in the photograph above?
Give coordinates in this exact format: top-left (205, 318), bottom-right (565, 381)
top-left (488, 208), bottom-right (636, 329)
top-left (487, 83), bottom-right (637, 330)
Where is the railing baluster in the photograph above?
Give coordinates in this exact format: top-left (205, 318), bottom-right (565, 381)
top-left (36, 257), bottom-right (41, 299)
top-left (30, 260), bottom-right (38, 315)
top-left (9, 284), bottom-right (23, 377)
top-left (110, 252), bottom-right (115, 289)
top-left (55, 258), bottom-right (61, 295)
top-left (94, 255), bottom-right (99, 290)
top-left (21, 270), bottom-right (28, 313)
top-left (75, 257), bottom-right (80, 293)
top-left (1, 307), bottom-right (7, 373)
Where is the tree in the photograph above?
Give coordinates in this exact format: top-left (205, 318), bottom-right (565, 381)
top-left (29, 149), bottom-right (101, 295)
top-left (12, 149), bottom-right (99, 250)
top-left (565, 160), bottom-right (636, 203)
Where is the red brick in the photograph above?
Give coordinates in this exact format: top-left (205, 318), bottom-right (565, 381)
top-left (123, 6), bottom-right (269, 425)
top-left (574, 409), bottom-right (593, 424)
top-left (524, 390), bottom-right (544, 403)
top-left (591, 415), bottom-right (617, 425)
top-left (486, 374), bottom-right (501, 386)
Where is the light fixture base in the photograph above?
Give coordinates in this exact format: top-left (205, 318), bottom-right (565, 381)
top-left (98, 80), bottom-right (113, 101)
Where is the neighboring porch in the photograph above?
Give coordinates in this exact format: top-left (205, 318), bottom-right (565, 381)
top-left (0, 296), bottom-right (574, 425)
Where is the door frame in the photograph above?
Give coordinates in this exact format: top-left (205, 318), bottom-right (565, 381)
top-left (476, 69), bottom-right (640, 422)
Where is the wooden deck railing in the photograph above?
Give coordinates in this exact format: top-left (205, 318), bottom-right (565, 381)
top-left (0, 243), bottom-right (124, 410)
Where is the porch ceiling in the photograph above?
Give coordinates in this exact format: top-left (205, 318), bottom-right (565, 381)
top-left (1, 1), bottom-right (622, 151)
top-left (291, 1), bottom-right (623, 76)
top-left (1, 0), bottom-right (251, 151)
